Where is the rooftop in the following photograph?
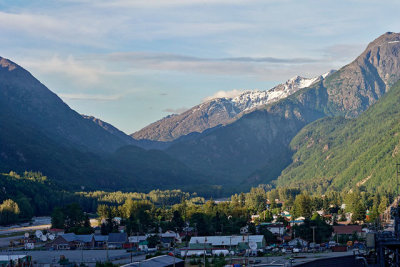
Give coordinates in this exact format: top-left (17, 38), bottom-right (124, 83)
top-left (190, 235), bottom-right (264, 246)
top-left (333, 225), bottom-right (362, 234)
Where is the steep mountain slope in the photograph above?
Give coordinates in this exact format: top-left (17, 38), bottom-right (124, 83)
top-left (0, 57), bottom-right (131, 153)
top-left (323, 32), bottom-right (400, 117)
top-left (132, 73), bottom-right (332, 142)
top-left (83, 115), bottom-right (173, 150)
top-left (0, 56), bottom-right (206, 190)
top-left (166, 32), bottom-right (400, 185)
top-left (277, 80), bottom-right (400, 194)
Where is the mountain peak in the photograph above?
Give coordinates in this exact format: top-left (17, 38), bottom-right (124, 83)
top-left (366, 31), bottom-right (400, 49)
top-left (0, 57), bottom-right (17, 71)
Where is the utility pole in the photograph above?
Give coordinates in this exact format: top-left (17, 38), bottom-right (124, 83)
top-left (204, 237), bottom-right (207, 267)
top-left (311, 226), bottom-right (316, 244)
top-left (230, 235), bottom-right (233, 265)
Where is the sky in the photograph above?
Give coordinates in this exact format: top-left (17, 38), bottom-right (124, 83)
top-left (1, 0), bottom-right (399, 134)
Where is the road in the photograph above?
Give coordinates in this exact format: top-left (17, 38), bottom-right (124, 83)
top-left (0, 217), bottom-right (98, 236)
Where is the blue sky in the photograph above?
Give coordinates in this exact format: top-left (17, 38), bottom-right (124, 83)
top-left (1, 0), bottom-right (399, 133)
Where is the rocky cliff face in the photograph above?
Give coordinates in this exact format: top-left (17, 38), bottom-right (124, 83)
top-left (132, 73), bottom-right (333, 142)
top-left (324, 32), bottom-right (400, 117)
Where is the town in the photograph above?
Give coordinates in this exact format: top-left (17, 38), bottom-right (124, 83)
top-left (0, 186), bottom-right (395, 266)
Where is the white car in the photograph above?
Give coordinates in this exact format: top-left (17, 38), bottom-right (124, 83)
top-left (293, 248), bottom-right (300, 253)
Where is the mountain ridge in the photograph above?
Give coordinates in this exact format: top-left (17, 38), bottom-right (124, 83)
top-left (0, 56), bottom-right (207, 190)
top-left (165, 32), bottom-right (400, 186)
top-left (132, 71), bottom-right (335, 142)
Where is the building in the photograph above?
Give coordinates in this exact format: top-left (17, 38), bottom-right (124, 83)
top-left (122, 255), bottom-right (184, 267)
top-left (47, 233), bottom-right (95, 250)
top-left (187, 235), bottom-right (265, 255)
top-left (160, 231), bottom-right (181, 248)
top-left (258, 223), bottom-right (285, 235)
top-left (129, 235), bottom-right (148, 251)
top-left (94, 235), bottom-right (108, 248)
top-left (108, 232), bottom-right (128, 248)
top-left (333, 225), bottom-right (364, 238)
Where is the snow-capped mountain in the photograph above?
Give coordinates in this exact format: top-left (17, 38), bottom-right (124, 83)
top-left (132, 70), bottom-right (336, 142)
top-left (230, 71), bottom-right (335, 112)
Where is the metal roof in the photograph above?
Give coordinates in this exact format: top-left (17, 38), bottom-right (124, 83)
top-left (108, 232), bottom-right (127, 243)
top-left (94, 235), bottom-right (108, 242)
top-left (189, 235), bottom-right (264, 246)
top-left (128, 236), bottom-right (147, 243)
top-left (60, 233), bottom-right (94, 243)
top-left (122, 255), bottom-right (183, 267)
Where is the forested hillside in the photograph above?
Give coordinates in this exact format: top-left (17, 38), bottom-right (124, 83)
top-left (277, 80), bottom-right (400, 194)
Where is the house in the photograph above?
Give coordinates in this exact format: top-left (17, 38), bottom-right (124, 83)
top-left (160, 231), bottom-right (181, 248)
top-left (128, 235), bottom-right (147, 244)
top-left (128, 235), bottom-right (148, 251)
top-left (94, 235), bottom-right (108, 248)
top-left (291, 217), bottom-right (305, 226)
top-left (288, 238), bottom-right (308, 248)
top-left (47, 233), bottom-right (95, 250)
top-left (259, 223), bottom-right (285, 235)
top-left (333, 225), bottom-right (364, 238)
top-left (108, 232), bottom-right (128, 248)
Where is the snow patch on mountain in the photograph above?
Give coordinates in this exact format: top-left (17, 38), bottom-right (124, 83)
top-left (204, 70), bottom-right (336, 114)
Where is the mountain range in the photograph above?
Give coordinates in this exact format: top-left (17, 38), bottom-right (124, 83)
top-left (163, 32), bottom-right (400, 186)
top-left (132, 70), bottom-right (335, 142)
top-left (1, 32), bottom-right (400, 195)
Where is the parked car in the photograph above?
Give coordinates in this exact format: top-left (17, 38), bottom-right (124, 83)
top-left (293, 248), bottom-right (300, 253)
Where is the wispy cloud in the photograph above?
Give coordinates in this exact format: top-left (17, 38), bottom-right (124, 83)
top-left (20, 55), bottom-right (104, 85)
top-left (95, 0), bottom-right (267, 8)
top-left (58, 93), bottom-right (122, 101)
top-left (108, 52), bottom-right (319, 64)
top-left (105, 51), bottom-right (325, 79)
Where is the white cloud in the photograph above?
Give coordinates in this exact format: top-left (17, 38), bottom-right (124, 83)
top-left (58, 93), bottom-right (123, 101)
top-left (203, 89), bottom-right (245, 102)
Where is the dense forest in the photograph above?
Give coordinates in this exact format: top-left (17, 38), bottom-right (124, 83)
top-left (277, 80), bottom-right (400, 194)
top-left (1, 171), bottom-right (394, 245)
